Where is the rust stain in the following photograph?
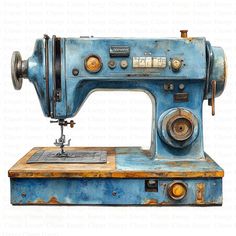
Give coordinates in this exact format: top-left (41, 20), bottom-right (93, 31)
top-left (196, 183), bottom-right (205, 204)
top-left (48, 196), bottom-right (60, 204)
top-left (27, 196), bottom-right (60, 205)
top-left (143, 199), bottom-right (173, 206)
top-left (144, 199), bottom-right (158, 205)
top-left (158, 201), bottom-right (172, 206)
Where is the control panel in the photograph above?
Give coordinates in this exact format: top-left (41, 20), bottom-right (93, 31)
top-left (64, 38), bottom-right (206, 79)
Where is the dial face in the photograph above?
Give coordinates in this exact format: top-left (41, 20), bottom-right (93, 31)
top-left (84, 55), bottom-right (102, 73)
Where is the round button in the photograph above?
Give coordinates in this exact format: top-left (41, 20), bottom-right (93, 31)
top-left (84, 55), bottom-right (102, 73)
top-left (168, 181), bottom-right (187, 200)
top-left (120, 60), bottom-right (128, 69)
top-left (171, 58), bottom-right (182, 71)
top-left (108, 60), bottom-right (116, 69)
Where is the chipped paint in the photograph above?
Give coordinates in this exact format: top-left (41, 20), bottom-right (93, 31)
top-left (27, 196), bottom-right (61, 205)
top-left (144, 199), bottom-right (159, 205)
top-left (196, 183), bottom-right (205, 204)
top-left (10, 177), bottom-right (222, 206)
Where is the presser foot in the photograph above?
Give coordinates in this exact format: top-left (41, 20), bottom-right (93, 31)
top-left (50, 119), bottom-right (75, 157)
top-left (55, 147), bottom-right (70, 158)
top-left (54, 135), bottom-right (71, 157)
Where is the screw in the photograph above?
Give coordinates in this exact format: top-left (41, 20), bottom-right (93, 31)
top-left (179, 83), bottom-right (185, 90)
top-left (72, 68), bottom-right (79, 76)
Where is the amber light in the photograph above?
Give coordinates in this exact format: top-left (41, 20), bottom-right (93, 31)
top-left (84, 55), bottom-right (102, 73)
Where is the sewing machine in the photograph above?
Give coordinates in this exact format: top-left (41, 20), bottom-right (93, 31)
top-left (8, 30), bottom-right (226, 205)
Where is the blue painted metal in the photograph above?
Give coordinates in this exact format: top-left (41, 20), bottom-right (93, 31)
top-left (27, 38), bottom-right (226, 117)
top-left (23, 36), bottom-right (226, 160)
top-left (10, 35), bottom-right (226, 206)
top-left (115, 147), bottom-right (223, 172)
top-left (10, 178), bottom-right (222, 205)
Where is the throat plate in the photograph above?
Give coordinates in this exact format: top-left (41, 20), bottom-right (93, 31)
top-left (27, 150), bottom-right (107, 164)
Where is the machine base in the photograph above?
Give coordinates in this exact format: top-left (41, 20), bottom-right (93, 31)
top-left (10, 177), bottom-right (222, 206)
top-left (9, 147), bottom-right (224, 206)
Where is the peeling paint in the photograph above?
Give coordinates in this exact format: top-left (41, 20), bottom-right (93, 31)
top-left (11, 177), bottom-right (222, 206)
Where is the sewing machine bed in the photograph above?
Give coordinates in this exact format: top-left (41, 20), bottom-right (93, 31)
top-left (8, 147), bottom-right (223, 206)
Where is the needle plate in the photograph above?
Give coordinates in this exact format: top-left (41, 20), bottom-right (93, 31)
top-left (27, 150), bottom-right (107, 164)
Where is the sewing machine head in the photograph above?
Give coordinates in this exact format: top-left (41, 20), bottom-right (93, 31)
top-left (11, 30), bottom-right (226, 159)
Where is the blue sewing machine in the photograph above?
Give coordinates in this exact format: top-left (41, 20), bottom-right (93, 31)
top-left (9, 30), bottom-right (226, 205)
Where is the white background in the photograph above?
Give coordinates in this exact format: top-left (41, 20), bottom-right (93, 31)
top-left (0, 0), bottom-right (235, 235)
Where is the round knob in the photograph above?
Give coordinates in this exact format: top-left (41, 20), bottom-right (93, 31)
top-left (120, 60), bottom-right (128, 69)
top-left (11, 51), bottom-right (28, 90)
top-left (158, 108), bottom-right (199, 148)
top-left (168, 181), bottom-right (187, 200)
top-left (69, 120), bottom-right (75, 128)
top-left (171, 58), bottom-right (182, 72)
top-left (167, 116), bottom-right (193, 141)
top-left (84, 55), bottom-right (102, 73)
top-left (108, 60), bottom-right (116, 69)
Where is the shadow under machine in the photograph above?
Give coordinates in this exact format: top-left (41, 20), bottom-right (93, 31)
top-left (8, 30), bottom-right (226, 205)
